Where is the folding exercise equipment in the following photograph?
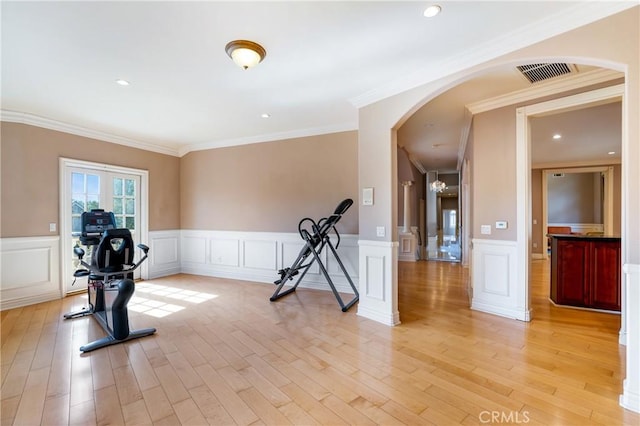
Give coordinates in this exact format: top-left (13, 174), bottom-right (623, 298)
top-left (63, 209), bottom-right (156, 352)
top-left (270, 198), bottom-right (359, 312)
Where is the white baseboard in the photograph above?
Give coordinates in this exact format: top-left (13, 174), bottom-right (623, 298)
top-left (1, 236), bottom-right (61, 310)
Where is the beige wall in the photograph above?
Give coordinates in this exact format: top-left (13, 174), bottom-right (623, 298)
top-left (180, 131), bottom-right (358, 234)
top-left (0, 123), bottom-right (180, 237)
top-left (471, 106), bottom-right (518, 240)
top-left (547, 172), bottom-right (600, 223)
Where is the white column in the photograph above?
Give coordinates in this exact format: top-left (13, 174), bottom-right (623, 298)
top-left (402, 181), bottom-right (412, 233)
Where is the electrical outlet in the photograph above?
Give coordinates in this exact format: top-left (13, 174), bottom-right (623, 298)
top-left (481, 225), bottom-right (491, 235)
top-left (376, 226), bottom-right (385, 237)
top-left (495, 221), bottom-right (508, 229)
top-left (49, 223), bottom-right (57, 232)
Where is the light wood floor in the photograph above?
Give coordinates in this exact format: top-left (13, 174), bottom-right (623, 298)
top-left (2, 259), bottom-right (638, 425)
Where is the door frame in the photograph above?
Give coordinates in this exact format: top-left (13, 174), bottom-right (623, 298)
top-left (515, 83), bottom-right (624, 327)
top-left (59, 158), bottom-right (149, 293)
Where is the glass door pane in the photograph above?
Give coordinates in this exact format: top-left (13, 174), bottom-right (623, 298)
top-left (68, 171), bottom-right (102, 292)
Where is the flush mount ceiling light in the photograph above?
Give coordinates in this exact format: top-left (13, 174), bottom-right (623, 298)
top-left (225, 40), bottom-right (266, 70)
top-left (115, 79), bottom-right (130, 86)
top-left (423, 4), bottom-right (442, 18)
top-left (552, 133), bottom-right (562, 140)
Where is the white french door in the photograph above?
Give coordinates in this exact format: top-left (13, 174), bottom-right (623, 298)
top-left (61, 159), bottom-right (148, 294)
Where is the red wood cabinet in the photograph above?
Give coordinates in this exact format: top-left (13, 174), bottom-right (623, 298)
top-left (550, 235), bottom-right (621, 311)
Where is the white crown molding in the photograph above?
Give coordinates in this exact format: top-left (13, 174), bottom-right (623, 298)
top-left (179, 122), bottom-right (357, 156)
top-left (1, 110), bottom-right (181, 157)
top-left (466, 68), bottom-right (623, 115)
top-left (407, 153), bottom-right (426, 174)
top-left (350, 1), bottom-right (635, 108)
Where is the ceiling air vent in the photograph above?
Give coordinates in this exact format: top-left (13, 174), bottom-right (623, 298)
top-left (516, 63), bottom-right (576, 83)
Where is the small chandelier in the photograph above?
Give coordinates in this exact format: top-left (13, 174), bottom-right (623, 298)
top-left (430, 171), bottom-right (446, 192)
top-left (225, 40), bottom-right (266, 70)
top-left (430, 180), bottom-right (446, 192)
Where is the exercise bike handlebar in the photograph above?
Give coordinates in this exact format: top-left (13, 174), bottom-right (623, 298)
top-left (74, 241), bottom-right (150, 280)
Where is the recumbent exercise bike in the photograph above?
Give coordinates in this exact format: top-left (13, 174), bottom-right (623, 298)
top-left (63, 209), bottom-right (156, 352)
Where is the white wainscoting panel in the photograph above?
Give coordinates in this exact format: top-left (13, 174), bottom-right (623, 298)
top-left (357, 240), bottom-right (399, 326)
top-left (180, 230), bottom-right (359, 294)
top-left (1, 236), bottom-right (61, 310)
top-left (471, 238), bottom-right (530, 321)
top-left (211, 239), bottom-right (239, 267)
top-left (620, 263), bottom-right (640, 413)
top-left (148, 230), bottom-right (181, 279)
top-left (243, 240), bottom-right (277, 270)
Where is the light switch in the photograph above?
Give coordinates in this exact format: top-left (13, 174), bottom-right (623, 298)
top-left (376, 226), bottom-right (385, 237)
top-left (481, 225), bottom-right (491, 235)
top-left (362, 187), bottom-right (374, 206)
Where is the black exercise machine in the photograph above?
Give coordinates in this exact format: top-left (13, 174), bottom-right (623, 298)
top-left (63, 209), bottom-right (156, 352)
top-left (270, 198), bottom-right (359, 312)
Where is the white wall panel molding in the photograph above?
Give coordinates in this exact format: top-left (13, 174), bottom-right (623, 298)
top-left (1, 236), bottom-right (61, 311)
top-left (180, 230), bottom-right (359, 294)
top-left (357, 240), bottom-right (400, 326)
top-left (471, 238), bottom-right (531, 321)
top-left (620, 263), bottom-right (640, 413)
top-left (148, 230), bottom-right (181, 279)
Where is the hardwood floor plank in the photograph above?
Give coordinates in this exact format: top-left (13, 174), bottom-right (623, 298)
top-left (172, 397), bottom-right (208, 425)
top-left (126, 341), bottom-right (160, 391)
top-left (42, 393), bottom-right (70, 426)
top-left (166, 350), bottom-right (205, 390)
top-left (238, 386), bottom-right (292, 425)
top-left (141, 385), bottom-right (175, 422)
top-left (11, 366), bottom-right (49, 425)
top-left (1, 259), bottom-right (637, 425)
top-left (239, 366), bottom-right (291, 407)
top-left (153, 363), bottom-right (190, 404)
top-left (94, 384), bottom-right (125, 425)
top-left (279, 382), bottom-right (348, 425)
top-left (121, 398), bottom-right (153, 425)
top-left (188, 384), bottom-right (236, 425)
top-left (194, 363), bottom-right (259, 425)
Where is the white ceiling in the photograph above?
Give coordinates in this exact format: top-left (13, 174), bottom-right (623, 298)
top-left (1, 1), bottom-right (632, 160)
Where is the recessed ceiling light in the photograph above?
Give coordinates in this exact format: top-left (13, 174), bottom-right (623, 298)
top-left (608, 151), bottom-right (616, 155)
top-left (423, 5), bottom-right (442, 18)
top-left (115, 79), bottom-right (130, 86)
top-left (552, 133), bottom-right (562, 140)
top-left (261, 113), bottom-right (270, 119)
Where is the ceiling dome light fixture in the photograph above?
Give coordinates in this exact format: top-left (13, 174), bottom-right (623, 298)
top-left (225, 40), bottom-right (266, 70)
top-left (423, 4), bottom-right (442, 18)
